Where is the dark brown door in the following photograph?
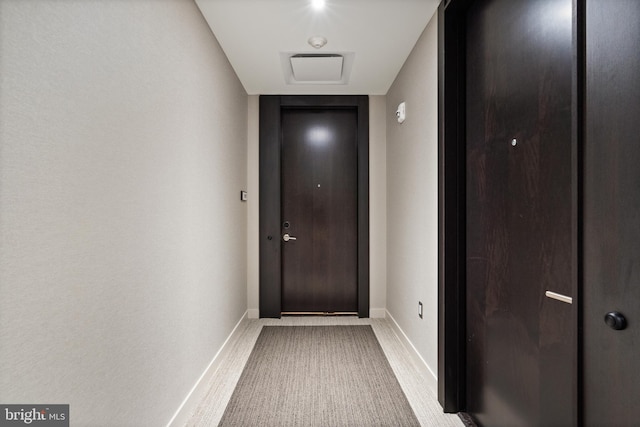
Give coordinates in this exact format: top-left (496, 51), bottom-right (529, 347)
top-left (465, 0), bottom-right (574, 425)
top-left (583, 1), bottom-right (640, 425)
top-left (280, 108), bottom-right (358, 313)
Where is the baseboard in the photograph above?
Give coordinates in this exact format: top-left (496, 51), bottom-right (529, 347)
top-left (385, 310), bottom-right (438, 395)
top-left (166, 311), bottom-right (249, 427)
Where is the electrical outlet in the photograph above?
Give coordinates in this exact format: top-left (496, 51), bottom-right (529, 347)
top-left (418, 301), bottom-right (423, 319)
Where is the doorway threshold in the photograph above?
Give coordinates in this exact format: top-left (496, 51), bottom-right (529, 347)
top-left (281, 312), bottom-right (358, 317)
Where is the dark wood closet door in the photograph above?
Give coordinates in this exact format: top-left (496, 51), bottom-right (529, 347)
top-left (465, 0), bottom-right (574, 425)
top-left (583, 1), bottom-right (640, 425)
top-left (280, 108), bottom-right (358, 313)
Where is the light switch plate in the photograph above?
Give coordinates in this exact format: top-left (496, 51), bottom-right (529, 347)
top-left (240, 191), bottom-right (248, 201)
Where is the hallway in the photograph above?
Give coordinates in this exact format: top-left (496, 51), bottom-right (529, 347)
top-left (8, 0), bottom-right (638, 425)
top-left (0, 1), bottom-right (442, 425)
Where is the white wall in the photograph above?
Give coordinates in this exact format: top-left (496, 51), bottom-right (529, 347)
top-left (247, 95), bottom-right (260, 317)
top-left (245, 96), bottom-right (387, 317)
top-left (0, 1), bottom-right (248, 425)
top-left (369, 96), bottom-right (388, 316)
top-left (386, 12), bottom-right (439, 381)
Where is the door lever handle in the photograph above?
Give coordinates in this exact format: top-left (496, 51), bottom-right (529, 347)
top-left (283, 233), bottom-right (297, 242)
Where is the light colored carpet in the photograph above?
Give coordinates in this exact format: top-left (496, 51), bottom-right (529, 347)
top-left (218, 325), bottom-right (420, 426)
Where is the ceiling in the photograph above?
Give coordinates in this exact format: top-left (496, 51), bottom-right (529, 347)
top-left (195, 0), bottom-right (439, 95)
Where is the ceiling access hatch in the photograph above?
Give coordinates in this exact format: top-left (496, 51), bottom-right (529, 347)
top-left (291, 54), bottom-right (343, 81)
top-left (280, 52), bottom-right (354, 85)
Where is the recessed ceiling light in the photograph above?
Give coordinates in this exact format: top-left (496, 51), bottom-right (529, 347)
top-left (312, 0), bottom-right (325, 11)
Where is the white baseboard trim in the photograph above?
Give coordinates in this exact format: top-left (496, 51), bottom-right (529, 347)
top-left (247, 308), bottom-right (259, 319)
top-left (166, 311), bottom-right (249, 427)
top-left (370, 308), bottom-right (386, 318)
top-left (385, 310), bottom-right (438, 395)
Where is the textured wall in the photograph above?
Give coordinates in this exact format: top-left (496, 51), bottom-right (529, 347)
top-left (386, 12), bottom-right (439, 380)
top-left (0, 1), bottom-right (248, 425)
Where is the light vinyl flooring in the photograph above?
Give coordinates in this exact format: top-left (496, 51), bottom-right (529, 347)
top-left (184, 316), bottom-right (464, 427)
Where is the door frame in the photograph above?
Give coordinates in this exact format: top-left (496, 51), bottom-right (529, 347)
top-left (437, 0), bottom-right (582, 418)
top-left (259, 95), bottom-right (370, 318)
